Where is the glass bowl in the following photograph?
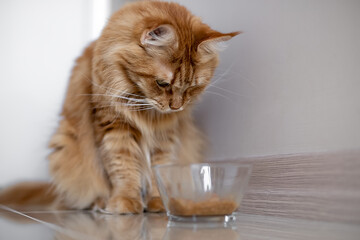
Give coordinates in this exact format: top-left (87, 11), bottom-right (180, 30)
top-left (153, 162), bottom-right (252, 223)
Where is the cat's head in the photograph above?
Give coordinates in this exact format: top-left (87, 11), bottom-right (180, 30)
top-left (95, 1), bottom-right (239, 113)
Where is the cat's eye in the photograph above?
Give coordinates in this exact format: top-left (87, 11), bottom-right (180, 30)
top-left (156, 79), bottom-right (170, 88)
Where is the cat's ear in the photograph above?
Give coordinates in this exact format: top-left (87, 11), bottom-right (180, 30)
top-left (197, 31), bottom-right (241, 53)
top-left (141, 25), bottom-right (176, 47)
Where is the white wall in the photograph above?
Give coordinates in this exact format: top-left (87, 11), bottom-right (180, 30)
top-left (1, 0), bottom-right (359, 185)
top-left (0, 0), bottom-right (110, 185)
top-left (172, 0), bottom-right (360, 159)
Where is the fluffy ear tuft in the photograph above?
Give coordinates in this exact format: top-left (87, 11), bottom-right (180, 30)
top-left (198, 31), bottom-right (241, 53)
top-left (141, 24), bottom-right (176, 47)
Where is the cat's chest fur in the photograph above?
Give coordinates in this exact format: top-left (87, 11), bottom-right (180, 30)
top-left (94, 107), bottom-right (183, 163)
top-left (126, 109), bottom-right (182, 156)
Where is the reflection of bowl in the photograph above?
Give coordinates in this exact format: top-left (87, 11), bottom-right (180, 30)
top-left (163, 222), bottom-right (240, 240)
top-left (153, 162), bottom-right (252, 222)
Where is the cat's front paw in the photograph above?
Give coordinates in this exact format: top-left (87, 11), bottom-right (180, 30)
top-left (146, 197), bottom-right (165, 213)
top-left (105, 196), bottom-right (143, 214)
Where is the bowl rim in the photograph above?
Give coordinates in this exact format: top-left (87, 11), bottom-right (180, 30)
top-left (152, 161), bottom-right (253, 171)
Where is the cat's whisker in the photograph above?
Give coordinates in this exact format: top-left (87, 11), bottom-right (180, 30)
top-left (90, 80), bottom-right (113, 92)
top-left (90, 101), bottom-right (154, 111)
top-left (77, 72), bottom-right (121, 98)
top-left (210, 62), bottom-right (257, 91)
top-left (90, 80), bottom-right (145, 99)
top-left (78, 72), bottom-right (130, 99)
top-left (92, 103), bottom-right (154, 111)
top-left (118, 103), bottom-right (153, 107)
top-left (81, 93), bottom-right (148, 103)
top-left (211, 62), bottom-right (235, 85)
top-left (138, 106), bottom-right (155, 110)
top-left (114, 95), bottom-right (148, 103)
top-left (207, 84), bottom-right (248, 98)
top-left (129, 107), bottom-right (155, 112)
top-left (234, 73), bottom-right (257, 89)
top-left (117, 90), bottom-right (145, 98)
top-left (91, 99), bottom-right (153, 107)
top-left (215, 67), bottom-right (257, 89)
top-left (91, 104), bottom-right (116, 110)
top-left (96, 103), bottom-right (153, 107)
top-left (205, 90), bottom-right (234, 102)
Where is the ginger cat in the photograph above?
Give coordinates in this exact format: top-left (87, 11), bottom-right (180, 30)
top-left (0, 1), bottom-right (239, 214)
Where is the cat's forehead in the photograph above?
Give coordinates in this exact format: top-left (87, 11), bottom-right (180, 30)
top-left (155, 60), bottom-right (173, 80)
top-left (154, 44), bottom-right (199, 86)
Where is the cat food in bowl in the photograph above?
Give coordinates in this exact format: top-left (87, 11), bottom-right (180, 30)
top-left (153, 162), bottom-right (252, 222)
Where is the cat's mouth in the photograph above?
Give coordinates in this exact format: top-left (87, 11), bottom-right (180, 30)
top-left (146, 98), bottom-right (184, 114)
top-left (163, 107), bottom-right (184, 113)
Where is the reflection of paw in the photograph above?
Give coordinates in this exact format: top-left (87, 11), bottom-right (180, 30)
top-left (105, 196), bottom-right (143, 214)
top-left (91, 197), bottom-right (107, 211)
top-left (146, 197), bottom-right (165, 213)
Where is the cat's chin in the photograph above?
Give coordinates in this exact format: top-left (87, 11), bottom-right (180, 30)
top-left (145, 98), bottom-right (185, 114)
top-left (154, 107), bottom-right (185, 114)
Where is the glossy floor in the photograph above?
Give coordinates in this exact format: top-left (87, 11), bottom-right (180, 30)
top-left (0, 205), bottom-right (359, 240)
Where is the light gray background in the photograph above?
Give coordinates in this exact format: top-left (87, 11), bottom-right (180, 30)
top-left (178, 0), bottom-right (360, 160)
top-left (1, 0), bottom-right (359, 185)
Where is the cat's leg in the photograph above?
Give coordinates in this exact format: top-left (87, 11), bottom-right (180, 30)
top-left (178, 119), bottom-right (205, 164)
top-left (147, 134), bottom-right (178, 213)
top-left (146, 150), bottom-right (171, 213)
top-left (146, 180), bottom-right (165, 213)
top-left (49, 119), bottom-right (110, 209)
top-left (101, 126), bottom-right (146, 214)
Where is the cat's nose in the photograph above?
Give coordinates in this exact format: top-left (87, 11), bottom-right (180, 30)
top-left (169, 98), bottom-right (182, 110)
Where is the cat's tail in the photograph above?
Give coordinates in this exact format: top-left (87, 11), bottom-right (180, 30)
top-left (0, 182), bottom-right (64, 210)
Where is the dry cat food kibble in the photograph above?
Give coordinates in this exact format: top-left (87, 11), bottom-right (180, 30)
top-left (168, 196), bottom-right (238, 216)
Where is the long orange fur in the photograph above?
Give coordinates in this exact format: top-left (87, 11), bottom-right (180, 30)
top-left (0, 1), bottom-right (239, 214)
